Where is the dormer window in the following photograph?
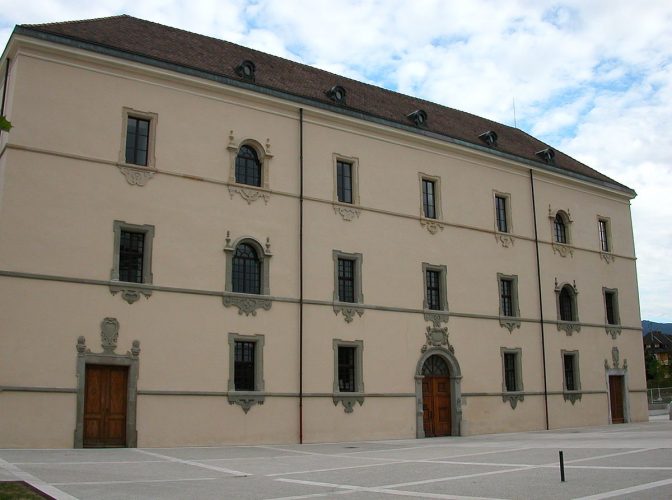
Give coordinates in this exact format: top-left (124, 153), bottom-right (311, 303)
top-left (407, 109), bottom-right (427, 127)
top-left (479, 130), bottom-right (498, 147)
top-left (327, 85), bottom-right (347, 104)
top-left (536, 148), bottom-right (555, 164)
top-left (235, 60), bottom-right (256, 81)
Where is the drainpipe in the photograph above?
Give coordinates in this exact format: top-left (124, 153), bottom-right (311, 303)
top-left (299, 108), bottom-right (304, 443)
top-left (530, 169), bottom-right (550, 430)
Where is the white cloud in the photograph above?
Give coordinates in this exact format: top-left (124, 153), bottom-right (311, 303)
top-left (0, 0), bottom-right (670, 321)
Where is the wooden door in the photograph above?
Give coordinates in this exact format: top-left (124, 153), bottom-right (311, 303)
top-left (422, 376), bottom-right (451, 437)
top-left (84, 365), bottom-right (128, 447)
top-left (609, 375), bottom-right (625, 424)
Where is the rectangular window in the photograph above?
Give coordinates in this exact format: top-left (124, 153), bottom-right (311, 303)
top-left (111, 221), bottom-right (154, 288)
top-left (605, 290), bottom-right (618, 325)
top-left (227, 333), bottom-right (265, 409)
top-left (333, 339), bottom-right (364, 402)
top-left (564, 354), bottom-right (576, 391)
top-left (504, 352), bottom-right (518, 392)
top-left (426, 269), bottom-right (441, 310)
top-left (125, 116), bottom-right (150, 166)
top-left (338, 346), bottom-right (356, 392)
top-left (598, 218), bottom-right (610, 252)
top-left (422, 178), bottom-right (436, 219)
top-left (500, 278), bottom-right (514, 317)
top-left (336, 160), bottom-right (353, 204)
top-left (234, 341), bottom-right (255, 391)
top-left (337, 258), bottom-right (355, 303)
top-left (119, 231), bottom-right (145, 283)
top-left (497, 274), bottom-right (520, 326)
top-left (495, 195), bottom-right (508, 233)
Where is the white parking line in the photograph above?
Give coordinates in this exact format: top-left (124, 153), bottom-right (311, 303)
top-left (52, 477), bottom-right (218, 486)
top-left (0, 457), bottom-right (78, 500)
top-left (274, 478), bottom-right (507, 500)
top-left (134, 449), bottom-right (250, 476)
top-left (574, 477), bottom-right (672, 499)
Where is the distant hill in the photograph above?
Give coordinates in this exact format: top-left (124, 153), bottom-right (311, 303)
top-left (642, 320), bottom-right (672, 335)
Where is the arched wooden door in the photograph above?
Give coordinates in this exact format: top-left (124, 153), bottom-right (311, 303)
top-left (422, 355), bottom-right (451, 437)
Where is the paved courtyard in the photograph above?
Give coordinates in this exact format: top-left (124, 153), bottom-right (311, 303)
top-left (1, 416), bottom-right (671, 500)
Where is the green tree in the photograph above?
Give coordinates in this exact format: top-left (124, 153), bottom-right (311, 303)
top-left (0, 115), bottom-right (11, 131)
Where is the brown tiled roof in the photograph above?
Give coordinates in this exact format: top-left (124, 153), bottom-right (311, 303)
top-left (17, 15), bottom-right (633, 194)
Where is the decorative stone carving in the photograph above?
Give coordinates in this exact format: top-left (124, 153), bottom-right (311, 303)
top-left (100, 318), bottom-right (120, 353)
top-left (76, 336), bottom-right (88, 355)
top-left (495, 233), bottom-right (515, 248)
top-left (502, 393), bottom-right (524, 409)
top-left (118, 166), bottom-right (155, 186)
top-left (421, 325), bottom-right (454, 353)
top-left (420, 219), bottom-right (443, 234)
top-left (333, 395), bottom-right (364, 413)
top-left (334, 305), bottom-right (364, 323)
top-left (557, 322), bottom-right (581, 336)
top-left (228, 185), bottom-right (270, 204)
top-left (604, 346), bottom-right (628, 370)
top-left (228, 394), bottom-right (264, 414)
top-left (563, 392), bottom-right (582, 405)
top-left (223, 294), bottom-right (272, 316)
top-left (499, 319), bottom-right (521, 333)
top-left (552, 242), bottom-right (573, 258)
top-left (333, 205), bottom-right (361, 221)
top-left (606, 326), bottom-right (622, 339)
top-left (130, 340), bottom-right (141, 358)
top-left (600, 252), bottom-right (615, 264)
top-left (424, 312), bottom-right (449, 328)
top-left (109, 286), bottom-right (151, 304)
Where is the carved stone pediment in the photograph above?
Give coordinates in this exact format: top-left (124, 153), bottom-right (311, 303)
top-left (420, 219), bottom-right (444, 234)
top-left (563, 392), bottom-right (582, 405)
top-left (495, 233), bottom-right (515, 248)
top-left (100, 318), bottom-right (119, 353)
top-left (333, 205), bottom-right (361, 221)
top-left (421, 325), bottom-right (454, 354)
top-left (228, 185), bottom-right (270, 204)
top-left (499, 318), bottom-right (521, 333)
top-left (552, 243), bottom-right (573, 258)
top-left (606, 326), bottom-right (622, 339)
top-left (333, 394), bottom-right (364, 413)
top-left (424, 311), bottom-right (449, 328)
top-left (118, 165), bottom-right (155, 186)
top-left (502, 393), bottom-right (524, 409)
top-left (109, 284), bottom-right (152, 304)
top-left (600, 252), bottom-right (615, 264)
top-left (228, 393), bottom-right (264, 413)
top-left (223, 294), bottom-right (272, 316)
top-left (557, 321), bottom-right (581, 336)
top-left (333, 304), bottom-right (364, 323)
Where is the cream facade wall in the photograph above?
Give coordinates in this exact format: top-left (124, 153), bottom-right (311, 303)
top-left (0, 34), bottom-right (646, 448)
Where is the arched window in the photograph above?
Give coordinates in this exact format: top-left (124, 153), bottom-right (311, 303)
top-left (559, 285), bottom-right (575, 321)
top-left (554, 213), bottom-right (567, 244)
top-left (235, 145), bottom-right (261, 187)
top-left (232, 243), bottom-right (261, 294)
top-left (422, 355), bottom-right (450, 376)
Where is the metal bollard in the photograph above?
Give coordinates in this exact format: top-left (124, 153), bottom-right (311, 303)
top-left (668, 402), bottom-right (671, 420)
top-left (559, 450), bottom-right (565, 482)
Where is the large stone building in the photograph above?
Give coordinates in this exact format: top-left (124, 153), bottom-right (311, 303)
top-left (0, 16), bottom-right (646, 448)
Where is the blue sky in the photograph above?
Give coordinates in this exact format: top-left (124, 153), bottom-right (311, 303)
top-left (1, 0), bottom-right (670, 322)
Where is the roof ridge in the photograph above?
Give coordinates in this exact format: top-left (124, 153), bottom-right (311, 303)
top-left (21, 14), bottom-right (130, 29)
top-left (23, 15), bottom-right (514, 133)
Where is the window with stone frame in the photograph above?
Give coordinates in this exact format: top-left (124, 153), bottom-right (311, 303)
top-left (235, 145), bottom-right (262, 187)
